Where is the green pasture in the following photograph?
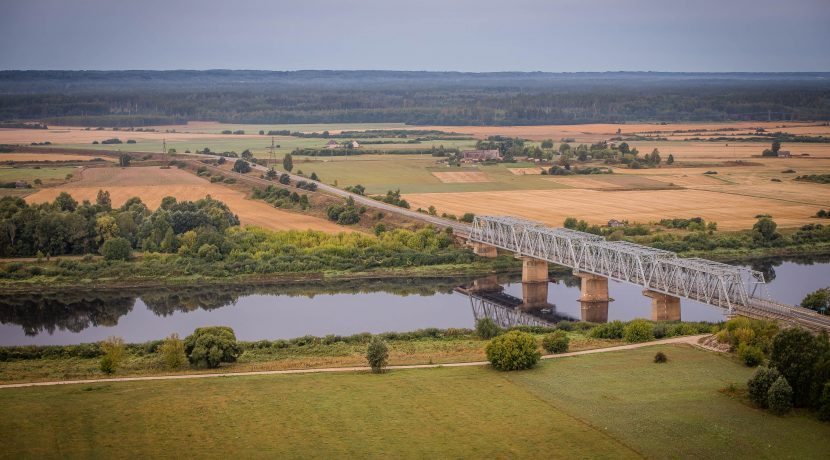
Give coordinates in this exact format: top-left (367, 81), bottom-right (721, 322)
top-left (0, 166), bottom-right (77, 182)
top-left (2, 344), bottom-right (828, 459)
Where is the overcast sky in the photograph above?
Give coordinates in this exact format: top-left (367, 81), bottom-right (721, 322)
top-left (1, 0), bottom-right (828, 72)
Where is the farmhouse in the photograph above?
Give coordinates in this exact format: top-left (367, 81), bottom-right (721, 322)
top-left (777, 150), bottom-right (791, 158)
top-left (351, 140), bottom-right (360, 149)
top-left (462, 150), bottom-right (501, 161)
top-left (607, 219), bottom-right (625, 228)
top-left (325, 140), bottom-right (339, 149)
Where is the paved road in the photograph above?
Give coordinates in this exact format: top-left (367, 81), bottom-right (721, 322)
top-left (0, 335), bottom-right (709, 389)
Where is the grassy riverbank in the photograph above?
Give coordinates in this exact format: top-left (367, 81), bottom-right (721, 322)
top-left (2, 343), bottom-right (829, 458)
top-left (0, 327), bottom-right (622, 385)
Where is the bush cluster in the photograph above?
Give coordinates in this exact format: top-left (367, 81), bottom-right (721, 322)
top-left (485, 330), bottom-right (541, 371)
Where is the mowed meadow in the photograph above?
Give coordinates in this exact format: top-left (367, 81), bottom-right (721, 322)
top-left (2, 344), bottom-right (829, 459)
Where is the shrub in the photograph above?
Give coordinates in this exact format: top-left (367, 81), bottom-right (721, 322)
top-left (100, 237), bottom-right (132, 261)
top-left (654, 351), bottom-right (668, 363)
top-left (747, 366), bottom-right (781, 408)
top-left (555, 321), bottom-right (573, 332)
top-left (542, 330), bottom-right (569, 354)
top-left (738, 343), bottom-right (765, 367)
top-left (485, 330), bottom-right (541, 371)
top-left (767, 376), bottom-right (794, 415)
top-left (623, 319), bottom-right (654, 343)
top-left (588, 320), bottom-right (625, 339)
top-left (99, 336), bottom-right (124, 374)
top-left (184, 326), bottom-right (240, 368)
top-left (365, 336), bottom-right (389, 374)
top-left (475, 317), bottom-right (501, 339)
top-left (159, 333), bottom-right (187, 369)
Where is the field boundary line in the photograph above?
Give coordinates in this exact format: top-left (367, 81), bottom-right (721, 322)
top-left (0, 335), bottom-right (709, 389)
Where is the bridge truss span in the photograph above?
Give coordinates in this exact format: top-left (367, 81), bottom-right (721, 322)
top-left (470, 216), bottom-right (769, 313)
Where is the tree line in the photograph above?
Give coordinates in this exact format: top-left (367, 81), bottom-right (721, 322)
top-left (2, 71), bottom-right (829, 126)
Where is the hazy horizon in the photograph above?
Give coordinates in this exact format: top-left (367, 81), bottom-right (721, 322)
top-left (1, 0), bottom-right (828, 72)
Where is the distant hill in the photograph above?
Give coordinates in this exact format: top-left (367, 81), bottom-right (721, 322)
top-left (1, 70), bottom-right (829, 126)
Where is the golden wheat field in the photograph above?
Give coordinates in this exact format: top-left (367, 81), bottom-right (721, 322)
top-left (431, 171), bottom-right (491, 183)
top-left (404, 187), bottom-right (826, 231)
top-left (25, 167), bottom-right (345, 233)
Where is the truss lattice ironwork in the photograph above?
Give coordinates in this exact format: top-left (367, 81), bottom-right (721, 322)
top-left (470, 216), bottom-right (766, 312)
top-left (468, 293), bottom-right (552, 329)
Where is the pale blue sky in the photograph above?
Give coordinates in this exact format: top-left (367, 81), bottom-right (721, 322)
top-left (1, 0), bottom-right (828, 71)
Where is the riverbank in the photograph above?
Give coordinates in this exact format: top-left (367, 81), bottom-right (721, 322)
top-left (1, 242), bottom-right (829, 290)
top-left (0, 322), bottom-right (715, 385)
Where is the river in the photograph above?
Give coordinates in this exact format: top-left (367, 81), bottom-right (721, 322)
top-left (0, 258), bottom-right (827, 346)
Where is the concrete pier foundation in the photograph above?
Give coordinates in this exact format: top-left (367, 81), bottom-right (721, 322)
top-left (643, 290), bottom-right (681, 321)
top-left (470, 242), bottom-right (497, 258)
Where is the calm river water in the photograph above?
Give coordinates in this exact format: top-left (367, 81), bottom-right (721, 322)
top-left (0, 258), bottom-right (827, 345)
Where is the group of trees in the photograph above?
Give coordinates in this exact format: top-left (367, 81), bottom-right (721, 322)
top-left (0, 192), bottom-right (239, 258)
top-left (372, 189), bottom-right (410, 209)
top-left (746, 328), bottom-right (830, 418)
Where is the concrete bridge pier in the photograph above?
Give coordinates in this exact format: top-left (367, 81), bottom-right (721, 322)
top-left (470, 241), bottom-right (497, 258)
top-left (520, 257), bottom-right (549, 309)
top-left (576, 272), bottom-right (611, 323)
top-left (643, 290), bottom-right (681, 321)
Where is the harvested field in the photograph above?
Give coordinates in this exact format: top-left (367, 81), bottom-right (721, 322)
top-left (0, 153), bottom-right (113, 162)
top-left (25, 167), bottom-right (345, 233)
top-left (431, 171), bottom-right (491, 183)
top-left (404, 187), bottom-right (827, 230)
top-left (544, 175), bottom-right (675, 190)
top-left (508, 167), bottom-right (544, 175)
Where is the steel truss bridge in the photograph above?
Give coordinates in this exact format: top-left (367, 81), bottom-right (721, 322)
top-left (469, 216), bottom-right (830, 331)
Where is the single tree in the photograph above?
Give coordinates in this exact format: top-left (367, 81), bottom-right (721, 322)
top-left (667, 154), bottom-right (675, 165)
top-left (184, 326), bottom-right (240, 369)
top-left (232, 159), bottom-right (251, 174)
top-left (100, 336), bottom-right (125, 374)
top-left (282, 153), bottom-right (294, 172)
top-left (366, 336), bottom-right (389, 373)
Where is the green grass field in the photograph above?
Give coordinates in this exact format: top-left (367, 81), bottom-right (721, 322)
top-left (0, 166), bottom-right (77, 182)
top-left (293, 156), bottom-right (567, 194)
top-left (2, 344), bottom-right (828, 459)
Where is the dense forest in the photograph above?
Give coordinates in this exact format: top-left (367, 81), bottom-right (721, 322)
top-left (1, 71), bottom-right (829, 126)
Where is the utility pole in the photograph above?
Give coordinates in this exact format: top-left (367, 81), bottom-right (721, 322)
top-left (162, 139), bottom-right (167, 164)
top-left (268, 137), bottom-right (277, 169)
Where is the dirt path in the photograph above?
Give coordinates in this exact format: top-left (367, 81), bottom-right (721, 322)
top-left (0, 334), bottom-right (710, 390)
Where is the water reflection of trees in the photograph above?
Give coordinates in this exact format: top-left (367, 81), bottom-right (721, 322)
top-left (0, 293), bottom-right (136, 336)
top-left (0, 276), bottom-right (488, 335)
